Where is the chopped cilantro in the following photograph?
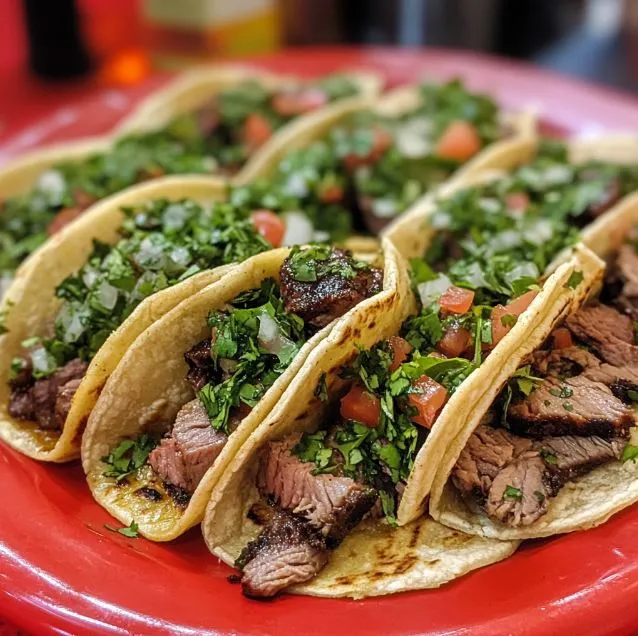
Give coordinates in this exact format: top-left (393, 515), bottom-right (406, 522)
top-left (504, 485), bottom-right (523, 500)
top-left (314, 373), bottom-right (329, 403)
top-left (102, 434), bottom-right (158, 482)
top-left (199, 279), bottom-right (306, 434)
top-left (541, 449), bottom-right (558, 465)
top-left (549, 385), bottom-right (573, 399)
top-left (627, 389), bottom-right (638, 402)
top-left (534, 490), bottom-right (546, 503)
top-left (500, 314), bottom-right (517, 328)
top-left (622, 444), bottom-right (638, 463)
top-left (104, 521), bottom-right (139, 538)
top-left (562, 402), bottom-right (574, 412)
top-left (564, 271), bottom-right (584, 290)
top-left (286, 244), bottom-right (368, 283)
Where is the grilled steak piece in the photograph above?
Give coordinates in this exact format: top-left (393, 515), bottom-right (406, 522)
top-left (567, 304), bottom-right (638, 367)
top-left (453, 424), bottom-right (627, 527)
top-left (537, 435), bottom-right (624, 483)
top-left (258, 436), bottom-right (377, 546)
top-left (149, 399), bottom-right (227, 493)
top-left (507, 375), bottom-right (633, 439)
top-left (452, 425), bottom-right (535, 498)
top-left (604, 244), bottom-right (638, 320)
top-left (9, 358), bottom-right (87, 430)
top-left (184, 339), bottom-right (215, 392)
top-left (279, 248), bottom-right (383, 329)
top-left (238, 509), bottom-right (329, 599)
top-left (532, 346), bottom-right (638, 403)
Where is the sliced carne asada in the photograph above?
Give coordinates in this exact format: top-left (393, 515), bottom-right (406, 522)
top-left (603, 244), bottom-right (638, 320)
top-left (507, 375), bottom-right (633, 439)
top-left (9, 358), bottom-right (87, 430)
top-left (258, 436), bottom-right (377, 546)
top-left (237, 508), bottom-right (329, 599)
top-left (453, 424), bottom-right (627, 527)
top-left (532, 345), bottom-right (638, 403)
top-left (149, 399), bottom-right (228, 493)
top-left (279, 246), bottom-right (383, 329)
top-left (566, 304), bottom-right (638, 367)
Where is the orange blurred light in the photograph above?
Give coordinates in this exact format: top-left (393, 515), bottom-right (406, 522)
top-left (98, 47), bottom-right (150, 86)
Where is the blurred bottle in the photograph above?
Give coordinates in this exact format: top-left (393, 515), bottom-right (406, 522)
top-left (23, 0), bottom-right (92, 79)
top-left (142, 0), bottom-right (281, 69)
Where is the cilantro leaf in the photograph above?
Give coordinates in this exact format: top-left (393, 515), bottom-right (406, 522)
top-left (104, 520), bottom-right (139, 538)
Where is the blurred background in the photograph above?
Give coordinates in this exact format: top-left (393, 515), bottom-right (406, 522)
top-left (1, 0), bottom-right (636, 88)
top-left (0, 0), bottom-right (636, 139)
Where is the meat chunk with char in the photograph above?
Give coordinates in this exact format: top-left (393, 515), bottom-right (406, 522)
top-left (452, 425), bottom-right (625, 527)
top-left (603, 244), bottom-right (638, 320)
top-left (279, 248), bottom-right (383, 329)
top-left (8, 358), bottom-right (87, 430)
top-left (566, 304), bottom-right (638, 367)
top-left (258, 436), bottom-right (377, 546)
top-left (237, 508), bottom-right (329, 599)
top-left (184, 339), bottom-right (215, 391)
top-left (149, 399), bottom-right (227, 493)
top-left (533, 346), bottom-right (638, 403)
top-left (507, 375), bottom-right (633, 439)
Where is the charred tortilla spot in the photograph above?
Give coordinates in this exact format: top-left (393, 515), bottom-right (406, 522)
top-left (165, 482), bottom-right (191, 508)
top-left (368, 321), bottom-right (376, 329)
top-left (135, 486), bottom-right (163, 502)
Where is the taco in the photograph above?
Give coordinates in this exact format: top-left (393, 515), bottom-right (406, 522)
top-left (81, 242), bottom-right (400, 541)
top-left (0, 67), bottom-right (379, 284)
top-left (232, 78), bottom-right (536, 243)
top-left (429, 193), bottom-right (638, 539)
top-left (386, 136), bottom-right (638, 260)
top-left (0, 176), bottom-right (290, 462)
top-left (199, 212), bottom-right (601, 598)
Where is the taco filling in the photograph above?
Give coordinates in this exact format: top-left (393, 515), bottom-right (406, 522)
top-left (7, 199), bottom-right (278, 434)
top-left (98, 246), bottom-right (382, 506)
top-left (0, 74), bottom-right (360, 278)
top-left (233, 79), bottom-right (507, 239)
top-left (450, 232), bottom-right (638, 528)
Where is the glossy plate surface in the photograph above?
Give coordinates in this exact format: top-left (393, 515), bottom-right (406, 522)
top-left (1, 47), bottom-right (638, 636)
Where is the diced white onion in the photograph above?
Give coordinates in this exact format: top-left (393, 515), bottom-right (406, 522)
top-left (36, 170), bottom-right (66, 202)
top-left (82, 268), bottom-right (99, 289)
top-left (525, 218), bottom-right (554, 245)
top-left (394, 117), bottom-right (432, 158)
top-left (371, 198), bottom-right (399, 219)
top-left (417, 273), bottom-right (451, 308)
top-left (31, 348), bottom-right (52, 375)
top-left (258, 313), bottom-right (294, 356)
top-left (281, 211), bottom-right (314, 246)
top-left (97, 281), bottom-right (119, 310)
top-left (284, 173), bottom-right (309, 198)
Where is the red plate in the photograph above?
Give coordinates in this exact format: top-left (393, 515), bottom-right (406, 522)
top-left (2, 48), bottom-right (638, 636)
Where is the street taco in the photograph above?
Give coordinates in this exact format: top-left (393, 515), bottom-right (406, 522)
top-left (81, 243), bottom-right (399, 541)
top-left (429, 193), bottom-right (638, 539)
top-left (386, 136), bottom-right (638, 260)
top-left (200, 228), bottom-right (601, 599)
top-left (232, 78), bottom-right (536, 243)
top-left (0, 177), bottom-right (288, 462)
top-left (0, 67), bottom-right (379, 284)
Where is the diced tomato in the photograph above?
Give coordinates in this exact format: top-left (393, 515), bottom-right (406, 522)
top-left (343, 125), bottom-right (392, 170)
top-left (242, 113), bottom-right (273, 151)
top-left (491, 290), bottom-right (538, 346)
top-left (408, 375), bottom-right (448, 429)
top-left (505, 192), bottom-right (530, 213)
top-left (272, 88), bottom-right (328, 117)
top-left (47, 207), bottom-right (82, 236)
top-left (388, 336), bottom-right (413, 372)
top-left (318, 183), bottom-right (345, 204)
top-left (250, 210), bottom-right (286, 247)
top-left (434, 120), bottom-right (482, 162)
top-left (340, 384), bottom-right (381, 428)
top-left (439, 285), bottom-right (475, 315)
top-left (436, 326), bottom-right (472, 358)
top-left (552, 327), bottom-right (573, 350)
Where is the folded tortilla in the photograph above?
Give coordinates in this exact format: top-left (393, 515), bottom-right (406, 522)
top-left (384, 133), bottom-right (638, 261)
top-left (0, 177), bottom-right (233, 462)
top-left (81, 239), bottom-right (408, 540)
top-left (199, 247), bottom-right (601, 599)
top-left (0, 66), bottom-right (381, 203)
top-left (429, 196), bottom-right (638, 540)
